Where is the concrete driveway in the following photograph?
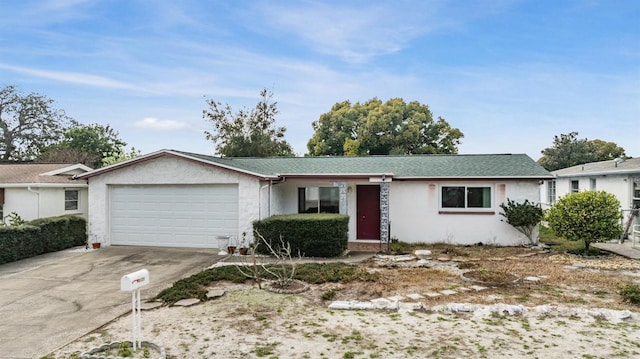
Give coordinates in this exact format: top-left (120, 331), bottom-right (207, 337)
top-left (0, 246), bottom-right (222, 359)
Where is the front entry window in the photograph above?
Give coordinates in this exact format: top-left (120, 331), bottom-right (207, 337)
top-left (298, 187), bottom-right (339, 213)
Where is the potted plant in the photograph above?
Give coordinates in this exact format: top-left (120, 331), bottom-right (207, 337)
top-left (238, 232), bottom-right (250, 255)
top-left (88, 235), bottom-right (101, 249)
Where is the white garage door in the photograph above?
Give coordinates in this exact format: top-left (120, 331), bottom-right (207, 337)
top-left (110, 184), bottom-right (238, 248)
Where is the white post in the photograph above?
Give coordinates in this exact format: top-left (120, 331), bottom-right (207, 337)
top-left (121, 269), bottom-right (149, 353)
top-left (131, 290), bottom-right (137, 351)
top-left (136, 288), bottom-right (141, 350)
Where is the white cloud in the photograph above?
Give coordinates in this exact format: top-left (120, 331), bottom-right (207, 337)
top-left (254, 2), bottom-right (430, 63)
top-left (0, 63), bottom-right (139, 91)
top-left (134, 117), bottom-right (190, 131)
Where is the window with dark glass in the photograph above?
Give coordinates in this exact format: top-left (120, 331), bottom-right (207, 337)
top-left (298, 187), bottom-right (339, 213)
top-left (442, 186), bottom-right (491, 209)
top-left (571, 180), bottom-right (579, 193)
top-left (65, 190), bottom-right (79, 211)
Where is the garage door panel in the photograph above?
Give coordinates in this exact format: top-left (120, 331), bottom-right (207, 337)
top-left (110, 184), bottom-right (238, 248)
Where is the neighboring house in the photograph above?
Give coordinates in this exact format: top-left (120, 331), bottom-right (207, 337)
top-left (76, 150), bottom-right (552, 250)
top-left (540, 157), bottom-right (640, 231)
top-left (0, 163), bottom-right (92, 222)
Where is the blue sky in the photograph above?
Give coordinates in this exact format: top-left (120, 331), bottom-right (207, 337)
top-left (1, 0), bottom-right (638, 159)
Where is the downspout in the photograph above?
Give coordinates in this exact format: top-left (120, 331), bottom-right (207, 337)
top-left (27, 186), bottom-right (40, 218)
top-left (268, 176), bottom-right (287, 218)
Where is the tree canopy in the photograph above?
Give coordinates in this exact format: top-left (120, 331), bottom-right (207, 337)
top-left (38, 123), bottom-right (128, 168)
top-left (0, 85), bottom-right (72, 161)
top-left (538, 132), bottom-right (627, 171)
top-left (203, 89), bottom-right (294, 157)
top-left (306, 98), bottom-right (463, 156)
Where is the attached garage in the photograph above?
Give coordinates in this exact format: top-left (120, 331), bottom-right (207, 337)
top-left (109, 184), bottom-right (239, 248)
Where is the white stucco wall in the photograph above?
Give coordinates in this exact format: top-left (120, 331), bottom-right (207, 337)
top-left (545, 175), bottom-right (633, 208)
top-left (543, 174), bottom-right (638, 229)
top-left (86, 156), bottom-right (261, 246)
top-left (2, 186), bottom-right (87, 221)
top-left (268, 179), bottom-right (539, 246)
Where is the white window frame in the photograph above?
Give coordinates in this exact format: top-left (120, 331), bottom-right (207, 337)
top-left (298, 186), bottom-right (340, 214)
top-left (547, 180), bottom-right (556, 204)
top-left (439, 184), bottom-right (494, 212)
top-left (570, 180), bottom-right (579, 193)
top-left (64, 189), bottom-right (79, 211)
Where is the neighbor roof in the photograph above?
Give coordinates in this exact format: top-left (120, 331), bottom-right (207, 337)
top-left (553, 157), bottom-right (640, 177)
top-left (0, 163), bottom-right (91, 185)
top-left (77, 149), bottom-right (552, 180)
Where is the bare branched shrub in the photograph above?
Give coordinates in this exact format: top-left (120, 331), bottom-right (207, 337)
top-left (235, 232), bottom-right (301, 288)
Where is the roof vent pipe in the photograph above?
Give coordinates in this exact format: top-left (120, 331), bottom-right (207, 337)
top-left (614, 158), bottom-right (624, 167)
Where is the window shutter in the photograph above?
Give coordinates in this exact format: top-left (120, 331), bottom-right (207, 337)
top-left (0, 188), bottom-right (4, 204)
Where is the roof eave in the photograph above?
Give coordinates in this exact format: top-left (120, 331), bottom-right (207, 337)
top-left (0, 182), bottom-right (88, 188)
top-left (278, 173), bottom-right (395, 179)
top-left (75, 149), bottom-right (277, 180)
top-left (396, 175), bottom-right (554, 181)
top-left (553, 169), bottom-right (640, 178)
top-left (40, 163), bottom-right (93, 176)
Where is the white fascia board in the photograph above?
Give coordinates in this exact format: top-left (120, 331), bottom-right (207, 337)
top-left (41, 164), bottom-right (93, 176)
top-left (0, 183), bottom-right (88, 188)
top-left (395, 175), bottom-right (554, 180)
top-left (554, 169), bottom-right (640, 178)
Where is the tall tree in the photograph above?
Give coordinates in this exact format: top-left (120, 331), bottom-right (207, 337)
top-left (307, 98), bottom-right (463, 156)
top-left (203, 89), bottom-right (294, 157)
top-left (39, 123), bottom-right (128, 168)
top-left (538, 132), bottom-right (627, 171)
top-left (0, 85), bottom-right (71, 161)
top-left (591, 139), bottom-right (626, 161)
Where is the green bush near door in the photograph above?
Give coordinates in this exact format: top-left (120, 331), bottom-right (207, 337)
top-left (253, 213), bottom-right (349, 258)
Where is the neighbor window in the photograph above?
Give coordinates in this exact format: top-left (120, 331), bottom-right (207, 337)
top-left (590, 178), bottom-right (596, 191)
top-left (441, 186), bottom-right (492, 209)
top-left (547, 180), bottom-right (556, 204)
top-left (570, 180), bottom-right (579, 193)
top-left (298, 187), bottom-right (339, 213)
top-left (0, 204), bottom-right (3, 220)
top-left (65, 190), bottom-right (79, 211)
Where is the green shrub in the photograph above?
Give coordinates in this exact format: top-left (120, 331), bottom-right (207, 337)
top-left (253, 213), bottom-right (349, 257)
top-left (545, 191), bottom-right (622, 255)
top-left (620, 283), bottom-right (640, 305)
top-left (30, 215), bottom-right (87, 251)
top-left (0, 215), bottom-right (86, 264)
top-left (499, 199), bottom-right (544, 245)
top-left (0, 225), bottom-right (42, 264)
top-left (155, 262), bottom-right (374, 304)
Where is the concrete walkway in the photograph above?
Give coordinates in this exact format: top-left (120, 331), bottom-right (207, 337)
top-left (0, 246), bottom-right (222, 359)
top-left (592, 241), bottom-right (640, 259)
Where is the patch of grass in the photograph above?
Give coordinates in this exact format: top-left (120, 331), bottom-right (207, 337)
top-left (620, 283), bottom-right (640, 305)
top-left (156, 262), bottom-right (375, 304)
top-left (540, 226), bottom-right (607, 256)
top-left (294, 262), bottom-right (377, 284)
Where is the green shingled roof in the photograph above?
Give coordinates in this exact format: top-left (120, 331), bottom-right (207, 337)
top-left (175, 151), bottom-right (551, 179)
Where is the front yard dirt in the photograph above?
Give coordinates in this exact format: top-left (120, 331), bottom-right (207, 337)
top-left (50, 245), bottom-right (640, 359)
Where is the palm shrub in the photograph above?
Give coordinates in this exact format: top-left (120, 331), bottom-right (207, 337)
top-left (499, 199), bottom-right (544, 245)
top-left (545, 191), bottom-right (622, 255)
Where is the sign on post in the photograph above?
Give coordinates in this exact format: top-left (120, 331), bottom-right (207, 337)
top-left (121, 269), bottom-right (150, 352)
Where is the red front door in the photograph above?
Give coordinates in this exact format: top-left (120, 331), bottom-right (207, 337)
top-left (357, 185), bottom-right (380, 240)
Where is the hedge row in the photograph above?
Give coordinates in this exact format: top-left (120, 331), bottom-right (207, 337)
top-left (253, 213), bottom-right (349, 258)
top-left (0, 215), bottom-right (87, 264)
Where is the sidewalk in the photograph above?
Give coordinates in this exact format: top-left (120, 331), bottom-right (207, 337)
top-left (592, 241), bottom-right (640, 260)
